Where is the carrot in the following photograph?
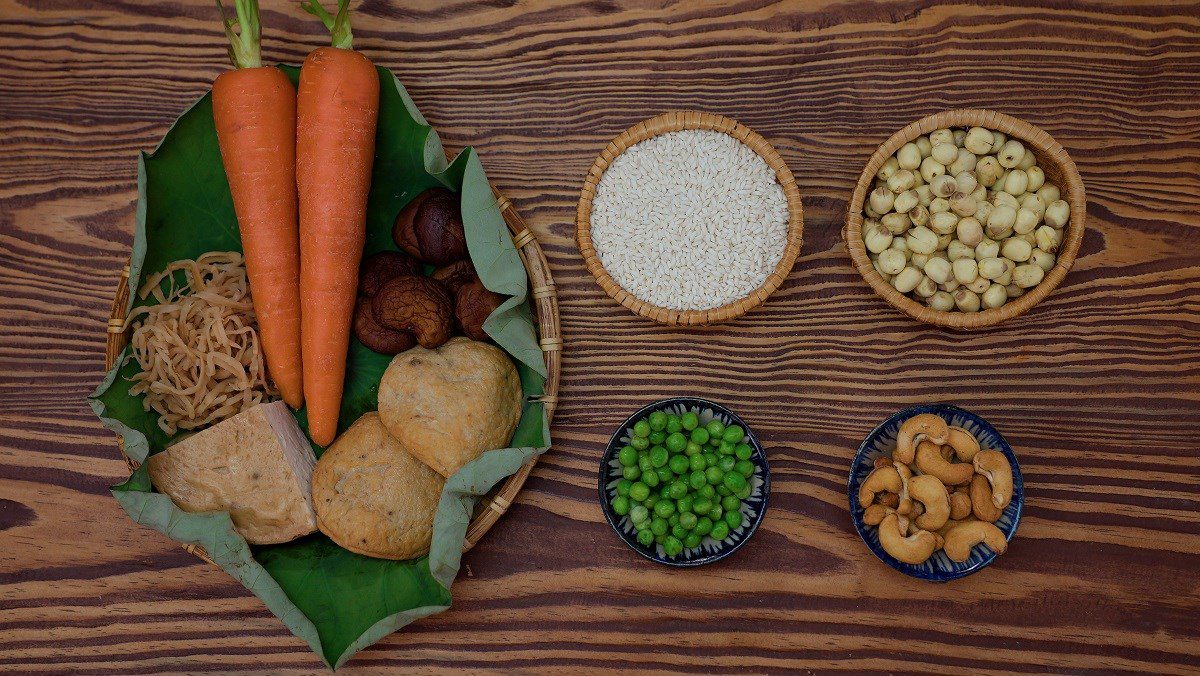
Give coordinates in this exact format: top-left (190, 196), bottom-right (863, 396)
top-left (211, 0), bottom-right (304, 409)
top-left (296, 0), bottom-right (380, 446)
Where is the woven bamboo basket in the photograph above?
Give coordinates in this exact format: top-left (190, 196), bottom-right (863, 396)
top-left (104, 188), bottom-right (560, 563)
top-left (843, 109), bottom-right (1086, 329)
top-left (576, 111), bottom-right (805, 326)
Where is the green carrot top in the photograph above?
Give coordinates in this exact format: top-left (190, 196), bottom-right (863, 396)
top-left (301, 0), bottom-right (354, 50)
top-left (216, 0), bottom-right (262, 69)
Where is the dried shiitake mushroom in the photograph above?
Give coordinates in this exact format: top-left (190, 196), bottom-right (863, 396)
top-left (392, 188), bottom-right (467, 265)
top-left (431, 259), bottom-right (477, 295)
top-left (359, 251), bottom-right (420, 298)
top-left (372, 276), bottom-right (453, 348)
top-left (454, 278), bottom-right (504, 341)
top-left (354, 296), bottom-right (416, 355)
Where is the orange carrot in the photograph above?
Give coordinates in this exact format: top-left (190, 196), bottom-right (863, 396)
top-left (211, 0), bottom-right (304, 409)
top-left (296, 0), bottom-right (379, 446)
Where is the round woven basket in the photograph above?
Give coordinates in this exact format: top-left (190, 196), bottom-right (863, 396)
top-left (104, 188), bottom-right (560, 563)
top-left (843, 109), bottom-right (1086, 329)
top-left (576, 111), bottom-right (805, 326)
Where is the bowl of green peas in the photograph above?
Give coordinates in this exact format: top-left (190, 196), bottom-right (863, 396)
top-left (599, 397), bottom-right (770, 566)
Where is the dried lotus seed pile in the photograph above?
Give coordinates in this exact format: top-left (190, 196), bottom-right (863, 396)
top-left (861, 126), bottom-right (1070, 313)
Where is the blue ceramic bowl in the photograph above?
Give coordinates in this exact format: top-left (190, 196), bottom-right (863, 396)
top-left (849, 403), bottom-right (1023, 581)
top-left (599, 398), bottom-right (770, 567)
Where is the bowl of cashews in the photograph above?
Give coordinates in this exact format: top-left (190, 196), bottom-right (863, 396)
top-left (848, 403), bottom-right (1023, 581)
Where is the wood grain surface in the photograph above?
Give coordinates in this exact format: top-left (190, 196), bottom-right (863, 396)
top-left (2, 0), bottom-right (1199, 672)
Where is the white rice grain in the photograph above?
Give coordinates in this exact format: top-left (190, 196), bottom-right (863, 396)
top-left (589, 129), bottom-right (790, 311)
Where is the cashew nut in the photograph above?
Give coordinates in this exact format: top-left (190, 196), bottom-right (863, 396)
top-left (973, 449), bottom-right (1014, 510)
top-left (943, 520), bottom-right (1008, 562)
top-left (878, 514), bottom-right (943, 564)
top-left (969, 474), bottom-right (1004, 522)
top-left (858, 466), bottom-right (903, 508)
top-left (908, 474), bottom-right (951, 531)
top-left (877, 492), bottom-right (900, 508)
top-left (894, 463), bottom-right (915, 516)
top-left (945, 426), bottom-right (981, 462)
top-left (894, 413), bottom-right (950, 465)
top-left (949, 489), bottom-right (973, 520)
top-left (915, 439), bottom-right (975, 486)
top-left (863, 504), bottom-right (894, 526)
top-left (936, 516), bottom-right (977, 539)
top-left (873, 456), bottom-right (894, 469)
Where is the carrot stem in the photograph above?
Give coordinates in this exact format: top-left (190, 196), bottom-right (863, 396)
top-left (300, 0), bottom-right (353, 50)
top-left (216, 0), bottom-right (262, 68)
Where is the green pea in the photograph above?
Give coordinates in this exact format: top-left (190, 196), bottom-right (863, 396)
top-left (669, 455), bottom-right (690, 475)
top-left (690, 427), bottom-right (710, 445)
top-left (723, 471), bottom-right (747, 493)
top-left (611, 495), bottom-right (630, 515)
top-left (629, 504), bottom-right (649, 524)
top-left (666, 415), bottom-right (683, 434)
top-left (637, 529), bottom-right (654, 546)
top-left (654, 500), bottom-right (675, 519)
top-left (736, 483), bottom-right (753, 500)
top-left (697, 484), bottom-right (716, 499)
top-left (705, 466), bottom-right (725, 485)
top-left (735, 459), bottom-right (755, 478)
top-left (722, 495), bottom-right (741, 512)
top-left (630, 436), bottom-right (649, 451)
top-left (708, 435), bottom-right (722, 448)
top-left (716, 484), bottom-right (731, 497)
top-left (703, 453), bottom-right (718, 467)
top-left (722, 425), bottom-right (744, 443)
top-left (643, 471), bottom-right (659, 488)
top-left (644, 494), bottom-right (659, 509)
top-left (633, 420), bottom-right (651, 438)
top-left (622, 465), bottom-right (641, 481)
top-left (650, 446), bottom-right (669, 468)
top-left (679, 512), bottom-right (698, 530)
top-left (670, 524), bottom-right (687, 540)
top-left (654, 532), bottom-right (665, 546)
top-left (718, 440), bottom-right (735, 455)
top-left (667, 480), bottom-right (687, 500)
top-left (692, 498), bottom-right (713, 515)
top-left (676, 495), bottom-right (694, 514)
top-left (694, 516), bottom-right (713, 537)
top-left (659, 484), bottom-right (671, 498)
top-left (648, 431), bottom-right (667, 446)
top-left (688, 470), bottom-right (707, 490)
top-left (708, 504), bottom-right (724, 521)
top-left (684, 532), bottom-right (702, 549)
top-left (638, 455), bottom-right (653, 473)
top-left (668, 513), bottom-right (679, 527)
top-left (689, 454), bottom-right (706, 472)
top-left (648, 411), bottom-right (667, 431)
top-left (681, 412), bottom-right (699, 431)
top-left (665, 432), bottom-right (688, 453)
top-left (725, 510), bottom-right (744, 530)
top-left (651, 516), bottom-right (668, 536)
top-left (735, 443), bottom-right (753, 460)
top-left (718, 456), bottom-right (736, 473)
top-left (684, 442), bottom-right (702, 456)
top-left (656, 466), bottom-right (673, 483)
top-left (705, 419), bottom-right (725, 438)
top-left (616, 479), bottom-right (632, 497)
top-left (710, 521), bottom-right (730, 541)
top-left (664, 535), bottom-right (683, 556)
top-left (618, 446), bottom-right (637, 466)
top-left (628, 482), bottom-right (649, 502)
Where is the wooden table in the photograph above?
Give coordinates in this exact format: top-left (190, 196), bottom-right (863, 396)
top-left (3, 0), bottom-right (1198, 672)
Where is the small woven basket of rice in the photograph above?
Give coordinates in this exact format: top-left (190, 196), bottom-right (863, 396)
top-left (576, 111), bottom-right (805, 327)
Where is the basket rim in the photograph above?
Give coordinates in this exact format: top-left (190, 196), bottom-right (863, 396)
top-left (576, 110), bottom-right (805, 327)
top-left (842, 108), bottom-right (1086, 330)
top-left (103, 187), bottom-right (559, 561)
